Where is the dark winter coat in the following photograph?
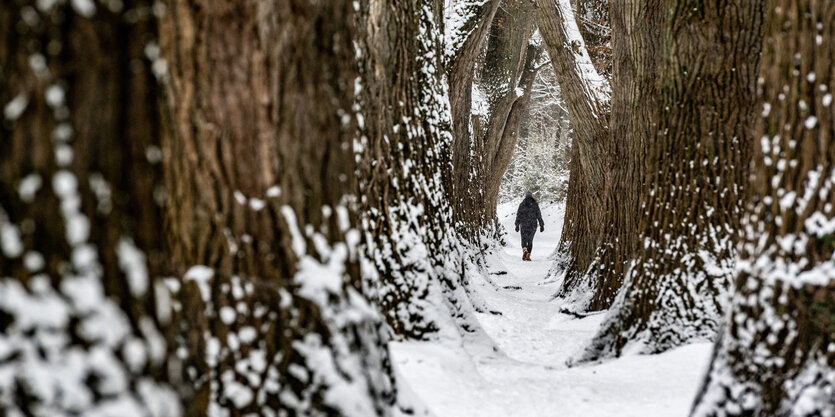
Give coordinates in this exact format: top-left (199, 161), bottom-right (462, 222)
top-left (515, 195), bottom-right (544, 233)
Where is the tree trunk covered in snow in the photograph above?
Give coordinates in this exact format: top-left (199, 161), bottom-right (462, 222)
top-left (534, 0), bottom-right (611, 300)
top-left (355, 0), bottom-right (464, 340)
top-left (0, 2), bottom-right (178, 416)
top-left (468, 0), bottom-right (539, 223)
top-left (691, 1), bottom-right (835, 414)
top-left (573, 0), bottom-right (763, 363)
top-left (158, 1), bottom-right (393, 415)
top-left (562, 0), bottom-right (662, 314)
top-left (482, 42), bottom-right (542, 217)
top-left (448, 0), bottom-right (501, 240)
top-left (448, 0), bottom-right (541, 240)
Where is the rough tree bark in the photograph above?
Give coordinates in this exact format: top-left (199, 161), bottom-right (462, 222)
top-left (447, 0), bottom-right (500, 240)
top-left (691, 1), bottom-right (835, 414)
top-left (0, 2), bottom-right (178, 416)
top-left (572, 0), bottom-right (763, 363)
top-left (561, 0), bottom-right (661, 314)
top-left (158, 1), bottom-right (393, 415)
top-left (478, 1), bottom-right (540, 219)
top-left (482, 42), bottom-right (542, 216)
top-left (534, 0), bottom-right (611, 299)
top-left (356, 0), bottom-right (481, 341)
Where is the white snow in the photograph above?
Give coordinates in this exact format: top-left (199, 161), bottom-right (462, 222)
top-left (249, 198), bottom-right (265, 211)
top-left (553, 0), bottom-right (611, 106)
top-left (18, 173), bottom-right (43, 202)
top-left (70, 0), bottom-right (96, 17)
top-left (117, 237), bottom-right (149, 297)
top-left (0, 211), bottom-right (23, 258)
top-left (184, 265), bottom-right (214, 302)
top-left (443, 0), bottom-right (490, 60)
top-left (45, 84), bottom-right (65, 108)
top-left (280, 206), bottom-right (307, 257)
top-left (4, 94), bottom-right (29, 121)
top-left (393, 201), bottom-right (713, 417)
top-left (220, 306), bottom-right (236, 324)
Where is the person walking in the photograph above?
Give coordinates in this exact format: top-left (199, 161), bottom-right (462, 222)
top-left (514, 191), bottom-right (544, 261)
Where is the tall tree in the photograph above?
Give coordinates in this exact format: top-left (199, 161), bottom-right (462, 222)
top-left (446, 0), bottom-right (542, 241)
top-left (562, 0), bottom-right (661, 314)
top-left (447, 0), bottom-right (501, 240)
top-left (534, 0), bottom-right (612, 301)
top-left (355, 0), bottom-right (505, 349)
top-left (569, 0), bottom-right (612, 77)
top-left (572, 0), bottom-right (764, 363)
top-left (692, 0), bottom-right (835, 414)
top-left (500, 64), bottom-right (572, 205)
top-left (0, 1), bottom-right (178, 415)
top-left (478, 2), bottom-right (541, 219)
top-left (158, 1), bottom-right (393, 415)
top-left (356, 0), bottom-right (484, 341)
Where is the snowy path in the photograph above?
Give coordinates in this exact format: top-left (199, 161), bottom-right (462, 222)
top-left (391, 201), bottom-right (714, 417)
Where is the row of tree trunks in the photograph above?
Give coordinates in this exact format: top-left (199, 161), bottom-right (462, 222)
top-left (448, 0), bottom-right (501, 241)
top-left (482, 43), bottom-right (543, 217)
top-left (573, 0), bottom-right (764, 363)
top-left (2, 0), bottom-right (491, 414)
top-left (478, 1), bottom-right (540, 220)
top-left (533, 0), bottom-right (611, 302)
top-left (692, 0), bottom-right (835, 414)
top-left (158, 1), bottom-right (393, 415)
top-left (0, 1), bottom-right (178, 416)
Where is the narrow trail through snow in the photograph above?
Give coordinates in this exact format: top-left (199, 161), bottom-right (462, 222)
top-left (392, 201), bottom-right (714, 417)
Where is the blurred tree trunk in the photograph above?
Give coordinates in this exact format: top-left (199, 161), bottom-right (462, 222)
top-left (691, 1), bottom-right (835, 414)
top-left (158, 1), bottom-right (393, 415)
top-left (534, 0), bottom-right (611, 300)
top-left (573, 0), bottom-right (763, 363)
top-left (0, 2), bottom-right (177, 416)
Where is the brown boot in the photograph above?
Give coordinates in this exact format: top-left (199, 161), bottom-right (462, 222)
top-left (525, 251), bottom-right (531, 261)
top-left (522, 248), bottom-right (528, 261)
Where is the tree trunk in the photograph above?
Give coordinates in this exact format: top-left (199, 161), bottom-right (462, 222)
top-left (158, 1), bottom-right (393, 415)
top-left (448, 0), bottom-right (501, 241)
top-left (691, 1), bottom-right (835, 414)
top-left (572, 0), bottom-right (763, 363)
top-left (570, 0), bottom-right (612, 77)
top-left (534, 0), bottom-right (611, 297)
top-left (483, 43), bottom-right (543, 216)
top-left (559, 0), bottom-right (663, 315)
top-left (478, 1), bottom-right (539, 221)
top-left (356, 0), bottom-right (467, 340)
top-left (0, 2), bottom-right (177, 415)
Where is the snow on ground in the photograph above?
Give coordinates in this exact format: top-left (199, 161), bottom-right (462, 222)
top-left (391, 200), bottom-right (713, 417)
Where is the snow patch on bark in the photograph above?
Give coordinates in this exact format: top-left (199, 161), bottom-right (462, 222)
top-left (553, 0), bottom-right (610, 106)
